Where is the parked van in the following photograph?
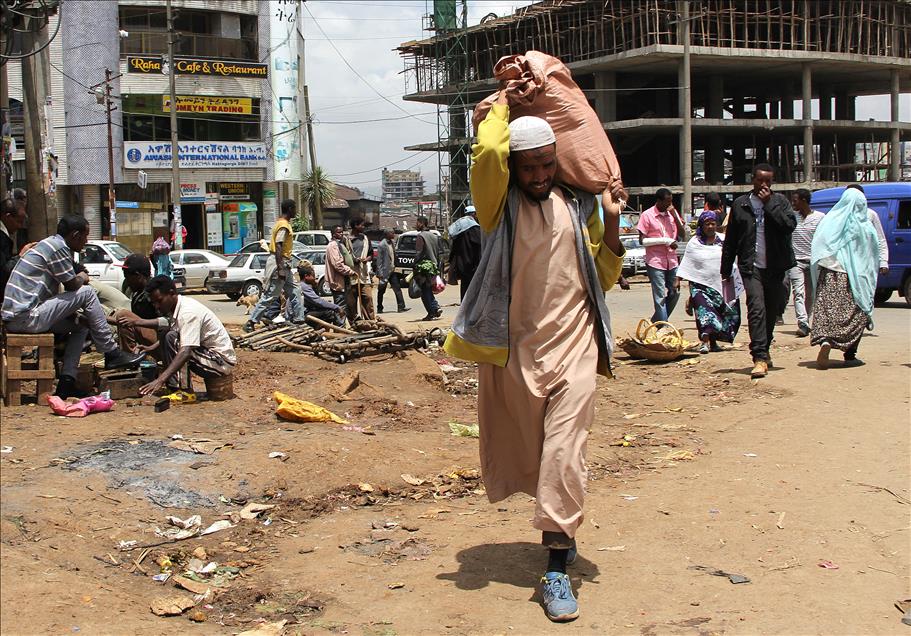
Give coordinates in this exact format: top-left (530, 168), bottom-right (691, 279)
top-left (810, 183), bottom-right (911, 306)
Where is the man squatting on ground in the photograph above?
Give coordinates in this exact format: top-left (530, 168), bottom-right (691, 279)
top-left (125, 275), bottom-right (236, 397)
top-left (444, 90), bottom-right (626, 622)
top-left (1, 215), bottom-right (145, 398)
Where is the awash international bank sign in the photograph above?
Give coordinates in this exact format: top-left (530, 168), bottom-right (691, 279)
top-left (124, 142), bottom-right (268, 169)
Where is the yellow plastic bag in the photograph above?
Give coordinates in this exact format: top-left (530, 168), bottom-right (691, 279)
top-left (273, 391), bottom-right (347, 424)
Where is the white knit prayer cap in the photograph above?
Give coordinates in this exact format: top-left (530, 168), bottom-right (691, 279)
top-left (508, 116), bottom-right (556, 152)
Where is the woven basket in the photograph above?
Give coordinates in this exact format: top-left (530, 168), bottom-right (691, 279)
top-left (620, 320), bottom-right (686, 362)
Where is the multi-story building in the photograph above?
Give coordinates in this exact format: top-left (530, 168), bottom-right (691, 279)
top-left (399, 0), bottom-right (911, 215)
top-left (6, 0), bottom-right (306, 254)
top-left (381, 168), bottom-right (425, 202)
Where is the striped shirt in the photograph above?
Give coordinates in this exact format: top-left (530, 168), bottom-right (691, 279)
top-left (791, 210), bottom-right (824, 262)
top-left (1, 234), bottom-right (76, 320)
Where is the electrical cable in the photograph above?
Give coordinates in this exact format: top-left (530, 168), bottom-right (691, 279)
top-left (304, 3), bottom-right (436, 126)
top-left (0, 8), bottom-right (60, 62)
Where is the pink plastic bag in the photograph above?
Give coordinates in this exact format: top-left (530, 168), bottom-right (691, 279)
top-left (47, 394), bottom-right (115, 418)
top-left (473, 51), bottom-right (622, 194)
top-left (432, 275), bottom-right (446, 295)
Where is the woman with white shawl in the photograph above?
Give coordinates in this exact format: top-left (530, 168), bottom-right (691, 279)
top-left (810, 186), bottom-right (879, 369)
top-left (676, 211), bottom-right (743, 354)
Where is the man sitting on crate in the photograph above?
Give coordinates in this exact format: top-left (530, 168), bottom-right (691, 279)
top-left (123, 275), bottom-right (235, 400)
top-left (443, 90), bottom-right (626, 622)
top-left (1, 214), bottom-right (145, 398)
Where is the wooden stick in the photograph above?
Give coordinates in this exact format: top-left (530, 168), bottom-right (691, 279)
top-left (306, 314), bottom-right (357, 335)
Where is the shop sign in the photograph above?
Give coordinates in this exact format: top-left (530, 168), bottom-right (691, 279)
top-left (162, 96), bottom-right (253, 115)
top-left (115, 200), bottom-right (139, 209)
top-left (219, 182), bottom-right (251, 201)
top-left (180, 181), bottom-right (206, 203)
top-left (127, 55), bottom-right (268, 78)
top-left (124, 142), bottom-right (268, 169)
top-left (206, 213), bottom-right (223, 247)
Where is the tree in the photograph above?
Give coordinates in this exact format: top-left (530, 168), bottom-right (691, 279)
top-left (299, 166), bottom-right (335, 230)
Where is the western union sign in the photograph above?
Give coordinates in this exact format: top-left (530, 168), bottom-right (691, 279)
top-left (162, 96), bottom-right (253, 115)
top-left (127, 56), bottom-right (268, 78)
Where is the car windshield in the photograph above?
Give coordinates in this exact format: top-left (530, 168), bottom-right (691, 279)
top-left (228, 254), bottom-right (248, 267)
top-left (299, 251), bottom-right (325, 265)
top-left (107, 243), bottom-right (133, 261)
top-left (238, 243), bottom-right (262, 254)
top-left (397, 235), bottom-right (417, 251)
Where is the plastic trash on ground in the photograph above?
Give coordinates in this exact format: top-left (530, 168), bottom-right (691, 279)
top-left (273, 391), bottom-right (347, 424)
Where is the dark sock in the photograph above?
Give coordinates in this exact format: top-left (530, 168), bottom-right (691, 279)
top-left (547, 548), bottom-right (569, 574)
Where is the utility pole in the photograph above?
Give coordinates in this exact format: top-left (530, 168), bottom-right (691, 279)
top-left (302, 84), bottom-right (322, 229)
top-left (167, 0), bottom-right (182, 249)
top-left (1, 30), bottom-right (8, 201)
top-left (91, 68), bottom-right (120, 238)
top-left (21, 20), bottom-right (53, 242)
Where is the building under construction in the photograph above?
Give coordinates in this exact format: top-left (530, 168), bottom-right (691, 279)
top-left (399, 0), bottom-right (911, 216)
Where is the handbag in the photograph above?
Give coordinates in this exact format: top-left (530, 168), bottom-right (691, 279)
top-left (408, 275), bottom-right (422, 299)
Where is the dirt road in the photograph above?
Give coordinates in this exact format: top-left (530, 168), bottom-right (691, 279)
top-left (1, 285), bottom-right (908, 635)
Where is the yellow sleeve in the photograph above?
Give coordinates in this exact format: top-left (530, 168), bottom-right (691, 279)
top-left (586, 200), bottom-right (624, 292)
top-left (470, 103), bottom-right (510, 233)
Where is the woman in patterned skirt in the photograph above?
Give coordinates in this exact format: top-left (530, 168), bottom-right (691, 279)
top-left (810, 187), bottom-right (880, 369)
top-left (676, 211), bottom-right (743, 354)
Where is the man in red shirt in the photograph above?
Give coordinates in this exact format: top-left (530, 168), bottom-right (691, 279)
top-left (637, 188), bottom-right (685, 322)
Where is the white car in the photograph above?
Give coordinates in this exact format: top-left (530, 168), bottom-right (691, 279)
top-left (169, 249), bottom-right (232, 290)
top-left (621, 235), bottom-right (646, 276)
top-left (206, 252), bottom-right (271, 300)
top-left (81, 240), bottom-right (133, 286)
top-left (293, 230), bottom-right (331, 251)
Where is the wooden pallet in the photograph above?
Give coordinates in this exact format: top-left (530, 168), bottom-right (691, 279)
top-left (1, 333), bottom-right (56, 407)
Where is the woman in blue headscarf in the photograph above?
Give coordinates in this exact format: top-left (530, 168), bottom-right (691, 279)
top-left (810, 186), bottom-right (880, 369)
top-left (676, 210), bottom-right (743, 354)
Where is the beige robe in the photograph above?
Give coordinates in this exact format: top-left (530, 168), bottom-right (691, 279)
top-left (478, 188), bottom-right (598, 537)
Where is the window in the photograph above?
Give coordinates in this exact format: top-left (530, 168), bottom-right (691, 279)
top-left (185, 253), bottom-right (208, 265)
top-left (313, 234), bottom-right (329, 246)
top-left (229, 254), bottom-right (248, 267)
top-left (251, 254), bottom-right (268, 269)
top-left (108, 243), bottom-right (133, 261)
top-left (82, 245), bottom-right (107, 264)
top-left (169, 254), bottom-right (181, 265)
top-left (898, 200), bottom-right (911, 230)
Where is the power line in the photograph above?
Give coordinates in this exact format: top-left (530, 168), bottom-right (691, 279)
top-left (329, 151), bottom-right (428, 178)
top-left (303, 4), bottom-right (436, 126)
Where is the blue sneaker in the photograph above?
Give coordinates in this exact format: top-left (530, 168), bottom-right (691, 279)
top-left (566, 540), bottom-right (577, 566)
top-left (540, 572), bottom-right (579, 622)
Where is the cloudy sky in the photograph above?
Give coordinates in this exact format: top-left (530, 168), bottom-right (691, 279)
top-left (302, 0), bottom-right (908, 198)
top-left (302, 0), bottom-right (533, 197)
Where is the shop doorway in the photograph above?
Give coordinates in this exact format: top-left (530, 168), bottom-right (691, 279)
top-left (181, 204), bottom-right (204, 249)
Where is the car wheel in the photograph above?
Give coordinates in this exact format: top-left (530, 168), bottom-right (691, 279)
top-left (227, 292), bottom-right (240, 301)
top-left (904, 276), bottom-right (911, 307)
top-left (318, 277), bottom-right (331, 297)
top-left (873, 289), bottom-right (893, 306)
top-left (242, 280), bottom-right (262, 298)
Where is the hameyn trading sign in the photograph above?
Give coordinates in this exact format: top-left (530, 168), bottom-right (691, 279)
top-left (127, 56), bottom-right (267, 78)
top-left (162, 96), bottom-right (253, 114)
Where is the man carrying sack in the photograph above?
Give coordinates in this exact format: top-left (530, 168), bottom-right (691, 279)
top-left (444, 88), bottom-right (626, 622)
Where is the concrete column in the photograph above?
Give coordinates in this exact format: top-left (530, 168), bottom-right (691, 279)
top-left (594, 71), bottom-right (617, 122)
top-left (890, 69), bottom-right (901, 181)
top-left (706, 76), bottom-right (725, 183)
top-left (802, 63), bottom-right (814, 183)
top-left (677, 0), bottom-right (692, 216)
top-left (707, 76), bottom-right (723, 119)
top-left (781, 93), bottom-right (794, 119)
top-left (819, 88), bottom-right (832, 119)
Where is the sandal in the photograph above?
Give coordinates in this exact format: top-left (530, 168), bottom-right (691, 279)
top-left (162, 390), bottom-right (197, 404)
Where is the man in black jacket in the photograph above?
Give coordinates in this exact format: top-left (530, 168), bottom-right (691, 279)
top-left (721, 163), bottom-right (796, 378)
top-left (0, 192), bottom-right (34, 304)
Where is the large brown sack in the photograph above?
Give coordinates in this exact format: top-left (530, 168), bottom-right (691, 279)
top-left (473, 51), bottom-right (621, 194)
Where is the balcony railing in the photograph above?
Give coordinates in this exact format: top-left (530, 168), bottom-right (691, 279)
top-left (121, 31), bottom-right (258, 62)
